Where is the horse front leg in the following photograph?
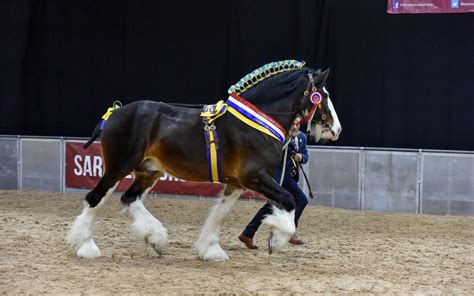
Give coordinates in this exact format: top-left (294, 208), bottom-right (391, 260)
top-left (194, 185), bottom-right (244, 261)
top-left (246, 173), bottom-right (296, 254)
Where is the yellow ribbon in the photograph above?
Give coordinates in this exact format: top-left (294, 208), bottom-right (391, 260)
top-left (101, 101), bottom-right (122, 120)
top-left (200, 100), bottom-right (227, 123)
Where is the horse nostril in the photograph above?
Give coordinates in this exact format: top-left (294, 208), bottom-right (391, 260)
top-left (330, 130), bottom-right (336, 136)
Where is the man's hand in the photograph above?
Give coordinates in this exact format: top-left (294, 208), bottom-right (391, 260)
top-left (293, 153), bottom-right (303, 163)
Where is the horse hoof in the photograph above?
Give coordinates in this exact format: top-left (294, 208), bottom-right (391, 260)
top-left (75, 239), bottom-right (101, 259)
top-left (267, 232), bottom-right (273, 255)
top-left (151, 243), bottom-right (163, 256)
top-left (199, 244), bottom-right (229, 261)
top-left (142, 228), bottom-right (168, 256)
top-left (268, 228), bottom-right (292, 254)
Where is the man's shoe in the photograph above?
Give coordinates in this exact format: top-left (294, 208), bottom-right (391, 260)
top-left (238, 233), bottom-right (258, 249)
top-left (289, 234), bottom-right (304, 245)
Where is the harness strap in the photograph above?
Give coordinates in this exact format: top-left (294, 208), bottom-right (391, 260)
top-left (202, 109), bottom-right (222, 183)
top-left (204, 126), bottom-right (221, 183)
top-left (279, 140), bottom-right (291, 185)
top-left (298, 162), bottom-right (314, 199)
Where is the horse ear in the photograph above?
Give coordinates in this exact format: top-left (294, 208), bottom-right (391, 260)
top-left (315, 68), bottom-right (330, 85)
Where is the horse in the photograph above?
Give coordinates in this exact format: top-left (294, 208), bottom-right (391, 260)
top-left (67, 60), bottom-right (342, 261)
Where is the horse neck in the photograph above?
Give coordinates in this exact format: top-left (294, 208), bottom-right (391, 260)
top-left (257, 99), bottom-right (299, 133)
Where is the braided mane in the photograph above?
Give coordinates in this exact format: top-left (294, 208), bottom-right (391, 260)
top-left (228, 60), bottom-right (306, 95)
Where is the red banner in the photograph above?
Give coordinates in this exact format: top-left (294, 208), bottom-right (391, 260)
top-left (65, 141), bottom-right (264, 199)
top-left (387, 0), bottom-right (474, 13)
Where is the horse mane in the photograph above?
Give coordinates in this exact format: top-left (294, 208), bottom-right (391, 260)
top-left (228, 60), bottom-right (309, 105)
top-left (228, 60), bottom-right (306, 95)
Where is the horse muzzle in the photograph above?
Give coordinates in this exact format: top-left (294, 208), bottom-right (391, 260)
top-left (312, 124), bottom-right (341, 142)
top-left (324, 126), bottom-right (341, 141)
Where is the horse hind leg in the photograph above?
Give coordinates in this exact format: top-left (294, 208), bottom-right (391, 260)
top-left (122, 157), bottom-right (168, 256)
top-left (194, 184), bottom-right (244, 261)
top-left (67, 172), bottom-right (121, 258)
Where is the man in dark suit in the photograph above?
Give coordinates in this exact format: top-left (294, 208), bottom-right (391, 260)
top-left (239, 118), bottom-right (309, 249)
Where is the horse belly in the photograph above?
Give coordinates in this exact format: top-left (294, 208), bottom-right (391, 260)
top-left (160, 158), bottom-right (210, 183)
top-left (144, 138), bottom-right (211, 183)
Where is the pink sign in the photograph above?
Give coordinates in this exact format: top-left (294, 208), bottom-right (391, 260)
top-left (65, 141), bottom-right (264, 199)
top-left (387, 0), bottom-right (474, 14)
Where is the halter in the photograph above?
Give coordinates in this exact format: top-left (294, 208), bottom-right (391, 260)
top-left (298, 73), bottom-right (325, 129)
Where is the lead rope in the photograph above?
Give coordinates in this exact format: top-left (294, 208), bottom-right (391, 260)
top-left (279, 139), bottom-right (291, 186)
top-left (278, 137), bottom-right (314, 198)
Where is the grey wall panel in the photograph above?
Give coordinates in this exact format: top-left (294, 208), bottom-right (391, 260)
top-left (2, 134), bottom-right (472, 216)
top-left (423, 155), bottom-right (451, 199)
top-left (334, 193), bottom-right (359, 209)
top-left (422, 154), bottom-right (474, 215)
top-left (308, 149), bottom-right (359, 210)
top-left (421, 199), bottom-right (449, 215)
top-left (0, 138), bottom-right (18, 189)
top-left (449, 201), bottom-right (473, 216)
top-left (21, 139), bottom-right (61, 192)
top-left (312, 192), bottom-right (332, 207)
top-left (451, 159), bottom-right (474, 198)
top-left (363, 152), bottom-right (417, 213)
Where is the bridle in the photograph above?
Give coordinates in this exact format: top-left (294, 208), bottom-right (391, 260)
top-left (256, 72), bottom-right (329, 132)
top-left (298, 72), bottom-right (328, 129)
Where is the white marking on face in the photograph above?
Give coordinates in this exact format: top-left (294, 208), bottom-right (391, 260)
top-left (322, 86), bottom-right (329, 96)
top-left (326, 97), bottom-right (342, 140)
top-left (309, 87), bottom-right (341, 142)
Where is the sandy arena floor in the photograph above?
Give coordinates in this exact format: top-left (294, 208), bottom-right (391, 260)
top-left (0, 190), bottom-right (473, 295)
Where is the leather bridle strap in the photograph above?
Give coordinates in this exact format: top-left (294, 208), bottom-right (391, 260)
top-left (298, 73), bottom-right (321, 127)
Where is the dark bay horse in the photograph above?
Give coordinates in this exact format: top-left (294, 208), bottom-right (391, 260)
top-left (67, 62), bottom-right (341, 261)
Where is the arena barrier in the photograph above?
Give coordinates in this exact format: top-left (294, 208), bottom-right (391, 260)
top-left (1, 135), bottom-right (473, 216)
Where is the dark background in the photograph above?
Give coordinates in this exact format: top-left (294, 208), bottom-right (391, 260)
top-left (1, 0), bottom-right (473, 150)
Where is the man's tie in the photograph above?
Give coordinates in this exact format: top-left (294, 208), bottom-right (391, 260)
top-left (292, 136), bottom-right (299, 152)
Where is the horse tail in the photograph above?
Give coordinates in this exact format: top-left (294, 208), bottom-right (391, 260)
top-left (83, 121), bottom-right (102, 149)
top-left (83, 101), bottom-right (123, 149)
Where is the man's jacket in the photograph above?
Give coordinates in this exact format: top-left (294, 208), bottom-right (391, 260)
top-left (273, 131), bottom-right (308, 184)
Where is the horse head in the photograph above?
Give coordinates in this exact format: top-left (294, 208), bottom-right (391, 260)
top-left (299, 68), bottom-right (342, 143)
top-left (229, 60), bottom-right (341, 144)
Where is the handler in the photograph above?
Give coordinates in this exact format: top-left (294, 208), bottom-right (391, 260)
top-left (238, 117), bottom-right (309, 248)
